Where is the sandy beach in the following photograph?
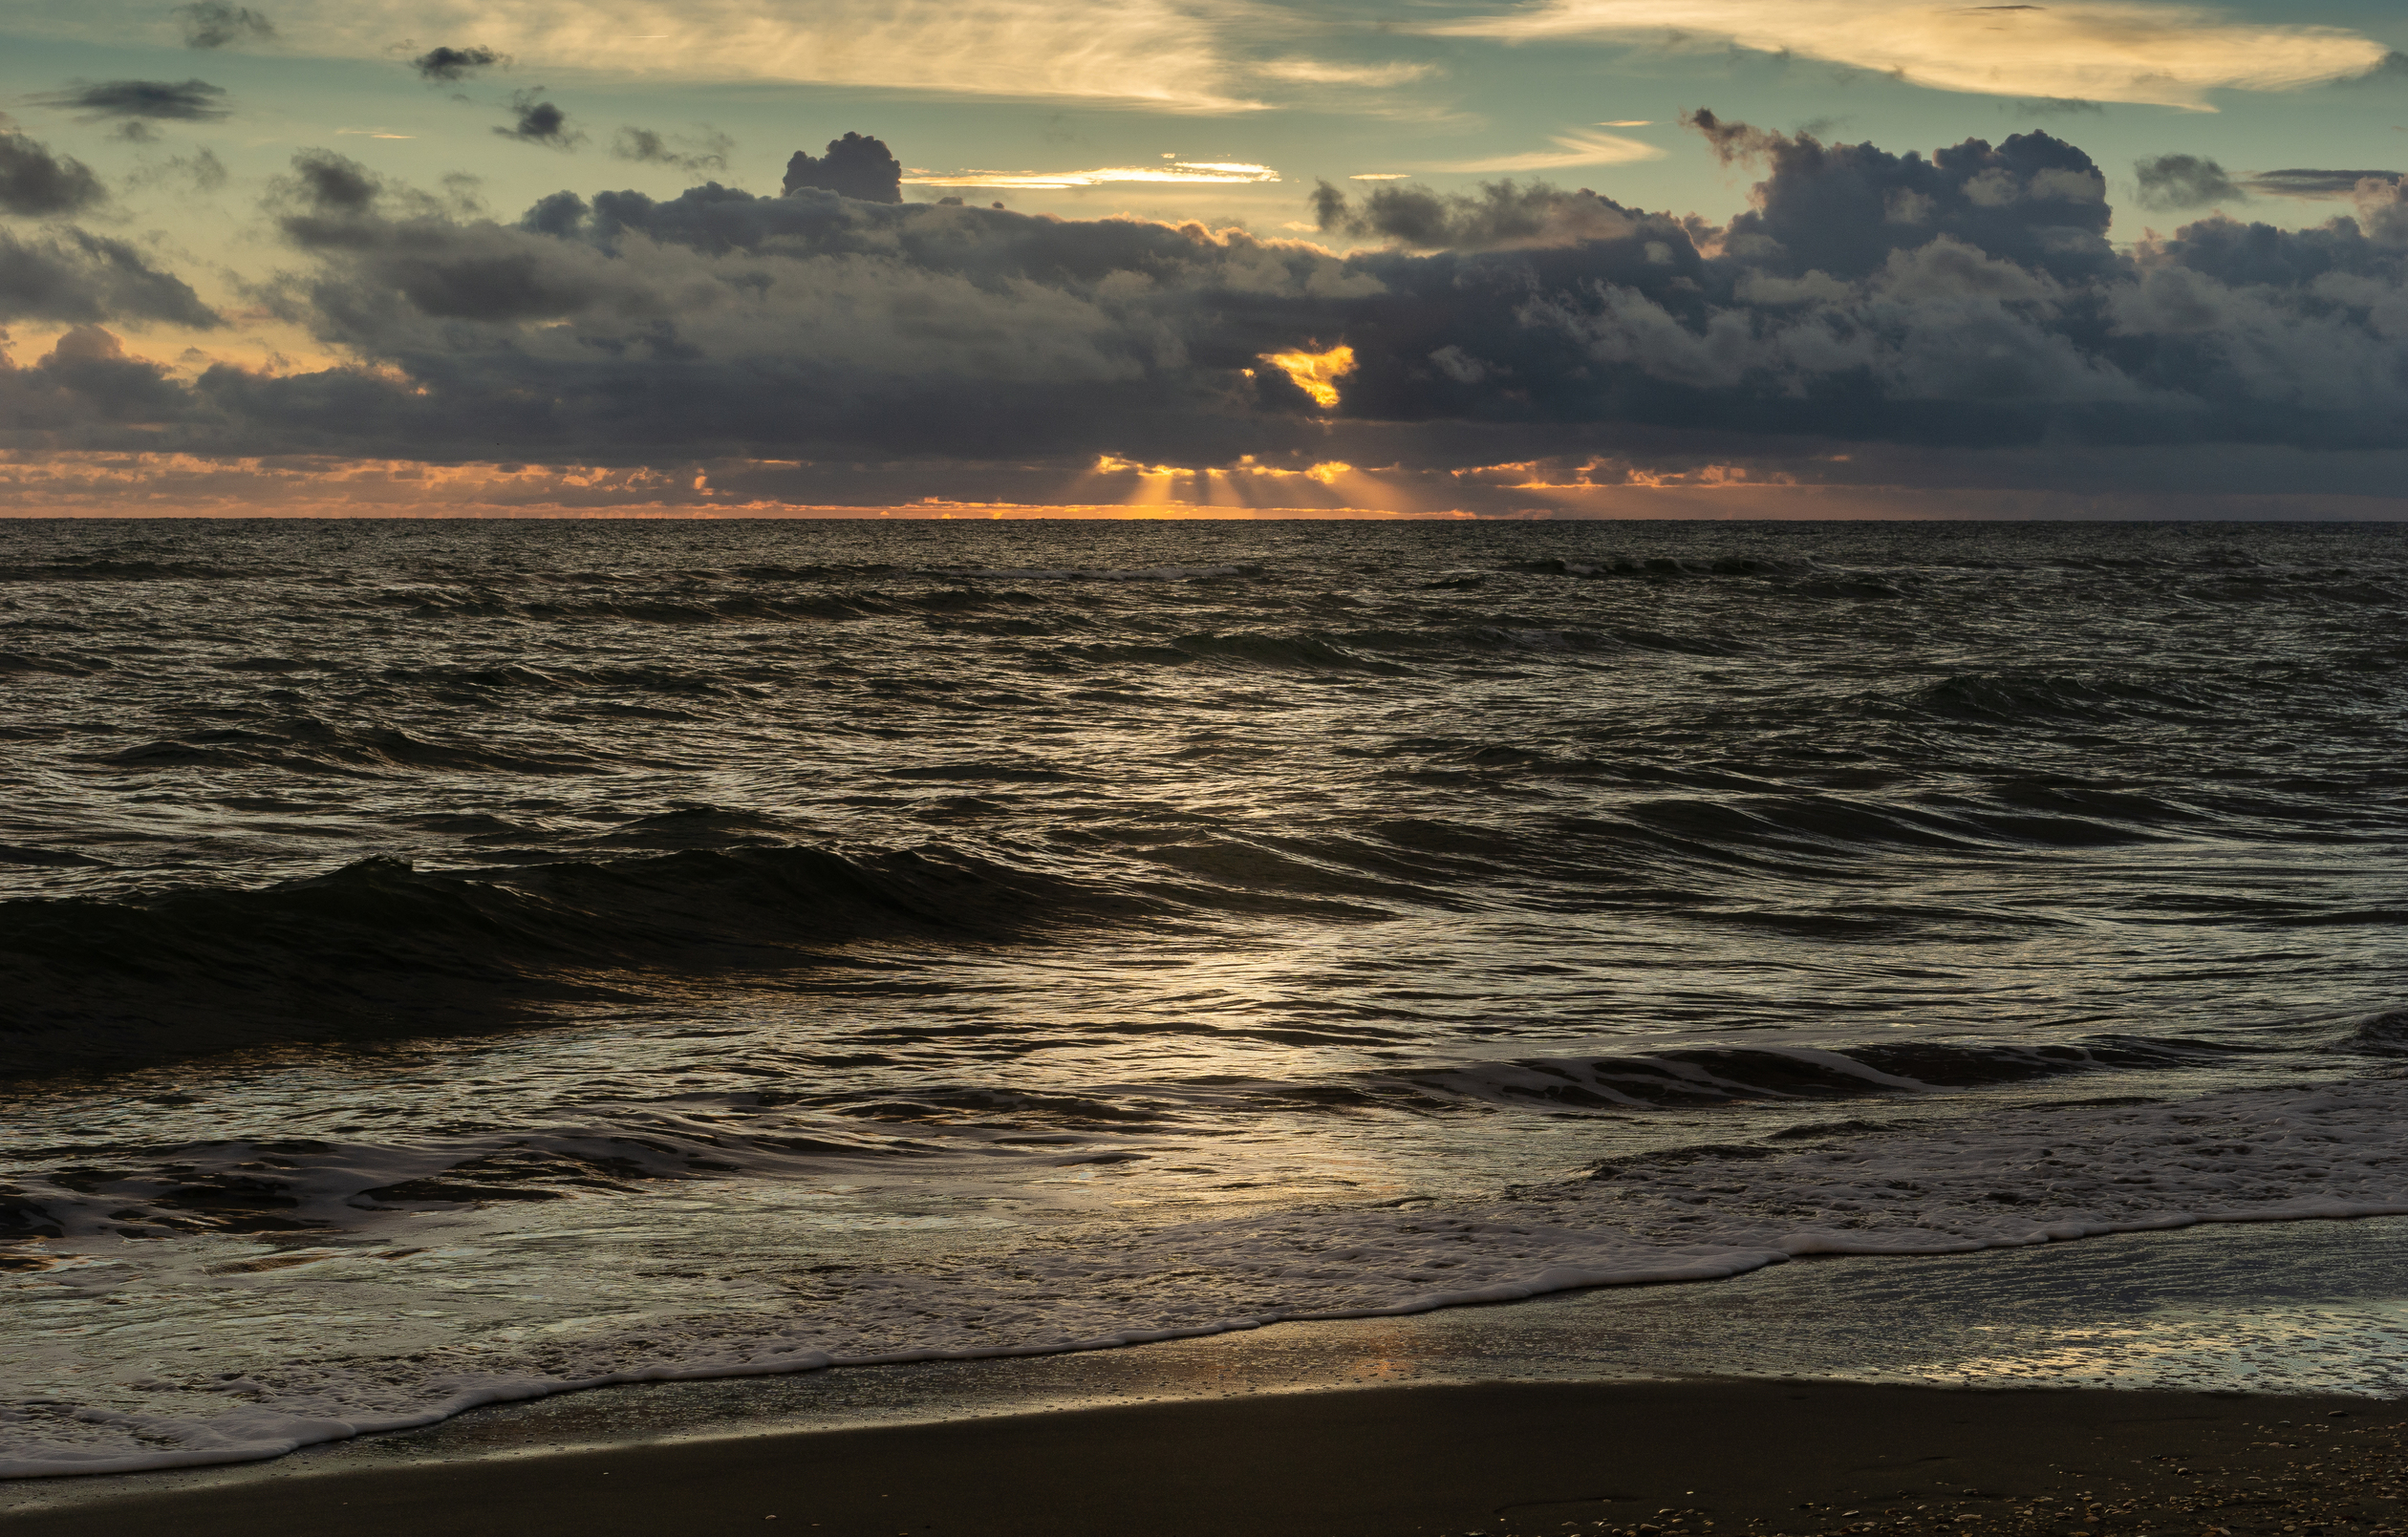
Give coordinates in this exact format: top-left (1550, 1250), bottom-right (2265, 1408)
top-left (5, 1377), bottom-right (2402, 1537)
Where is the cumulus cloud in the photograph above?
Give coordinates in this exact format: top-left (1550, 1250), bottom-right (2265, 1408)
top-left (0, 133), bottom-right (108, 218)
top-left (0, 227), bottom-right (221, 326)
top-left (36, 79), bottom-right (233, 124)
top-left (1312, 179), bottom-right (1647, 250)
top-left (15, 118), bottom-right (2408, 499)
top-left (176, 2), bottom-right (274, 49)
top-left (495, 92), bottom-right (583, 149)
top-left (783, 133), bottom-right (901, 203)
top-left (1430, 0), bottom-right (2393, 109)
top-left (612, 127), bottom-right (733, 176)
top-left (412, 45), bottom-right (507, 81)
top-left (2136, 154), bottom-right (2246, 210)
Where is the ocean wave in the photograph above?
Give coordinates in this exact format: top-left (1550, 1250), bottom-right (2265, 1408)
top-left (918, 565), bottom-right (1258, 582)
top-left (1908, 672), bottom-right (2219, 726)
top-left (0, 560), bottom-right (253, 583)
top-left (360, 587), bottom-right (892, 624)
top-left (95, 719), bottom-right (598, 778)
top-left (0, 843), bottom-right (1155, 1074)
top-left (1386, 1035), bottom-right (2260, 1111)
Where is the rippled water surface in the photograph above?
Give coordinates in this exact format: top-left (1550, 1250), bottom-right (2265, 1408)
top-left (3, 518), bottom-right (2404, 1475)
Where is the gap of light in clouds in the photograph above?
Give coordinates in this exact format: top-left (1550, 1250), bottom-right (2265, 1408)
top-left (1428, 0), bottom-right (2394, 109)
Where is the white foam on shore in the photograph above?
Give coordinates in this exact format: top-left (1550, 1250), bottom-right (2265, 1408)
top-left (6, 1078), bottom-right (2405, 1478)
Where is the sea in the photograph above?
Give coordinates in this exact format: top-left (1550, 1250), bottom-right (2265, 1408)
top-left (3, 517), bottom-right (2404, 1477)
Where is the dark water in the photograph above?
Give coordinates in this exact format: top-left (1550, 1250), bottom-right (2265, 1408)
top-left (3, 518), bottom-right (2404, 1475)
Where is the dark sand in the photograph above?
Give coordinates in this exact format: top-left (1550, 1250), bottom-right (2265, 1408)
top-left (6, 1220), bottom-right (2405, 1535)
top-left (5, 1378), bottom-right (2405, 1537)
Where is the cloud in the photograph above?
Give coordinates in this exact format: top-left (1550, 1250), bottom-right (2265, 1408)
top-left (17, 121), bottom-right (2408, 504)
top-left (412, 45), bottom-right (508, 80)
top-left (783, 133), bottom-right (901, 202)
top-left (255, 0), bottom-right (1255, 111)
top-left (175, 2), bottom-right (274, 49)
top-left (36, 79), bottom-right (232, 123)
top-left (0, 227), bottom-right (221, 326)
top-left (495, 92), bottom-right (583, 149)
top-left (903, 160), bottom-right (1279, 191)
top-left (0, 132), bottom-right (107, 218)
top-left (2135, 153), bottom-right (2244, 209)
top-left (1312, 179), bottom-right (1645, 250)
top-left (612, 127), bottom-right (732, 176)
top-left (1416, 130), bottom-right (1664, 173)
top-left (2002, 97), bottom-right (2105, 118)
top-left (2247, 168), bottom-right (2402, 200)
top-left (127, 146), bottom-right (232, 194)
top-left (1252, 59), bottom-right (1436, 88)
top-left (1428, 0), bottom-right (2392, 110)
top-left (2136, 155), bottom-right (2402, 208)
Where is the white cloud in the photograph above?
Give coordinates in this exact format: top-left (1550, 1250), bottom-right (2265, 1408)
top-left (34, 0), bottom-right (1258, 111)
top-left (1428, 0), bottom-right (2392, 110)
top-left (1416, 129), bottom-right (1666, 173)
top-left (904, 161), bottom-right (1279, 190)
top-left (1252, 59), bottom-right (1437, 87)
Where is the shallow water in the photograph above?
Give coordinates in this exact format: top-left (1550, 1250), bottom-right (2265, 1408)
top-left (4, 518), bottom-right (2404, 1474)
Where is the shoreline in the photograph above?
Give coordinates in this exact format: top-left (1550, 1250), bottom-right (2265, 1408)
top-left (6, 1215), bottom-right (2405, 1530)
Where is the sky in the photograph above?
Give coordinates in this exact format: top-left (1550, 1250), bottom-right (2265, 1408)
top-left (4, 0), bottom-right (2407, 518)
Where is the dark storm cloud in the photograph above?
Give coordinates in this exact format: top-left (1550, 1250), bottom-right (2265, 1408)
top-left (175, 2), bottom-right (274, 49)
top-left (412, 46), bottom-right (506, 81)
top-left (1310, 179), bottom-right (1658, 251)
top-left (496, 92), bottom-right (582, 149)
top-left (0, 132), bottom-right (107, 217)
top-left (0, 225), bottom-right (221, 326)
top-left (2136, 154), bottom-right (2244, 210)
top-left (782, 133), bottom-right (901, 203)
top-left (612, 127), bottom-right (732, 176)
top-left (1683, 108), bottom-right (2114, 283)
top-left (0, 325), bottom-right (198, 438)
top-left (38, 79), bottom-right (232, 123)
top-left (27, 118), bottom-right (2408, 481)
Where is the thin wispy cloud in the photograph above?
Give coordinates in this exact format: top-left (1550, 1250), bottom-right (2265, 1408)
top-left (1253, 59), bottom-right (1436, 87)
top-left (1416, 129), bottom-right (1665, 173)
top-left (289, 0), bottom-right (1257, 111)
top-left (37, 79), bottom-right (233, 122)
top-left (905, 160), bottom-right (1279, 190)
top-left (1428, 0), bottom-right (2393, 110)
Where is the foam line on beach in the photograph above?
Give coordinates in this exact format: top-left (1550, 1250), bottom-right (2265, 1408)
top-left (7, 1078), bottom-right (2407, 1479)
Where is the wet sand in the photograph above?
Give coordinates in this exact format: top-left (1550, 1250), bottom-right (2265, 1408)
top-left (5, 1377), bottom-right (2405, 1537)
top-left (5, 1219), bottom-right (2404, 1534)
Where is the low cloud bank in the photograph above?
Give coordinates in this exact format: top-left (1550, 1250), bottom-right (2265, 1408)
top-left (11, 118), bottom-right (2408, 500)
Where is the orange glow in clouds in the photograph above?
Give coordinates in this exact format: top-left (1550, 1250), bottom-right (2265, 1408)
top-left (1258, 345), bottom-right (1356, 408)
